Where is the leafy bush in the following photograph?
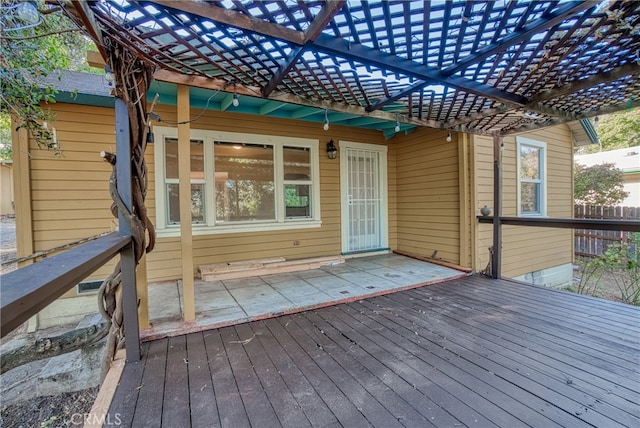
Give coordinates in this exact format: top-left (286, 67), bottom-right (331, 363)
top-left (600, 233), bottom-right (640, 305)
top-left (571, 257), bottom-right (603, 297)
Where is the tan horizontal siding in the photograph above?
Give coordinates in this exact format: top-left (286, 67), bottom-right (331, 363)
top-left (27, 104), bottom-right (116, 289)
top-left (144, 104), bottom-right (391, 282)
top-left (395, 128), bottom-right (460, 264)
top-left (472, 125), bottom-right (574, 279)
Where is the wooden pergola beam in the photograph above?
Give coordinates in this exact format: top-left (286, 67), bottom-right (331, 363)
top-left (262, 47), bottom-right (305, 97)
top-left (368, 1), bottom-right (595, 113)
top-left (528, 62), bottom-right (640, 105)
top-left (443, 62), bottom-right (640, 130)
top-left (262, 0), bottom-right (346, 97)
top-left (303, 0), bottom-right (347, 43)
top-left (69, 0), bottom-right (107, 60)
top-left (311, 34), bottom-right (529, 107)
top-left (153, 68), bottom-right (442, 129)
top-left (502, 98), bottom-right (640, 135)
top-left (151, 0), bottom-right (305, 45)
top-left (442, 1), bottom-right (596, 76)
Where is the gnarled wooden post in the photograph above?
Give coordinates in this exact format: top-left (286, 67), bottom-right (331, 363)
top-left (97, 41), bottom-right (156, 379)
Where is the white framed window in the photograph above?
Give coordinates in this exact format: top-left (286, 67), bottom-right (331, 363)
top-left (516, 137), bottom-right (547, 216)
top-left (154, 127), bottom-right (321, 237)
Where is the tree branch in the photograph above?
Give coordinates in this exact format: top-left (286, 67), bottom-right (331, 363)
top-left (0, 28), bottom-right (80, 41)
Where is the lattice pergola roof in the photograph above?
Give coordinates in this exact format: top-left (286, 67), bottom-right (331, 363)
top-left (69, 0), bottom-right (640, 137)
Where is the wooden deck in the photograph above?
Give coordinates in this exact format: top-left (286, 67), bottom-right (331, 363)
top-left (107, 275), bottom-right (640, 427)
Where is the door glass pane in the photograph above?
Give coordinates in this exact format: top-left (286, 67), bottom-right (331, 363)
top-left (215, 142), bottom-right (275, 222)
top-left (166, 183), bottom-right (205, 224)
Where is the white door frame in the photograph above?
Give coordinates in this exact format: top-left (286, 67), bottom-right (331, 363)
top-left (339, 141), bottom-right (389, 255)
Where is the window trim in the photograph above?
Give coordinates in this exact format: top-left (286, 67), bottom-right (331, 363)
top-left (154, 127), bottom-right (321, 237)
top-left (516, 136), bottom-right (547, 217)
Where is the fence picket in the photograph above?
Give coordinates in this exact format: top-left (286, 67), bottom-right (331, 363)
top-left (574, 204), bottom-right (639, 258)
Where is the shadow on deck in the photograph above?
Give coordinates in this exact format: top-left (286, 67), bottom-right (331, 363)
top-left (101, 274), bottom-right (640, 427)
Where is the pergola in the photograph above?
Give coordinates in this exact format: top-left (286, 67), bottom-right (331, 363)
top-left (69, 0), bottom-right (640, 136)
top-left (4, 0), bottom-right (640, 366)
top-left (63, 0), bottom-right (640, 359)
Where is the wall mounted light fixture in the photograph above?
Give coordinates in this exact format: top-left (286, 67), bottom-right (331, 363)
top-left (0, 1), bottom-right (42, 31)
top-left (446, 132), bottom-right (452, 142)
top-left (395, 114), bottom-right (400, 133)
top-left (232, 83), bottom-right (239, 107)
top-left (326, 139), bottom-right (337, 159)
top-left (323, 109), bottom-right (330, 131)
top-left (104, 64), bottom-right (115, 87)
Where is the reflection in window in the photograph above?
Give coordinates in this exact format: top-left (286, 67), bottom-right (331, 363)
top-left (214, 142), bottom-right (275, 222)
top-left (283, 146), bottom-right (312, 218)
top-left (518, 141), bottom-right (545, 215)
top-left (165, 138), bottom-right (205, 224)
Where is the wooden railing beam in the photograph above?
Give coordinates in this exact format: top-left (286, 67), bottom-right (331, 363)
top-left (478, 216), bottom-right (640, 232)
top-left (0, 233), bottom-right (130, 338)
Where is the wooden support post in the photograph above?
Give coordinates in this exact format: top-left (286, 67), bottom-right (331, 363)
top-left (115, 98), bottom-right (141, 362)
top-left (11, 122), bottom-right (36, 331)
top-left (136, 252), bottom-right (149, 329)
top-left (492, 135), bottom-right (503, 279)
top-left (177, 85), bottom-right (196, 322)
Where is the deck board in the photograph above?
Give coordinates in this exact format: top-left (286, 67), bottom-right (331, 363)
top-left (162, 335), bottom-right (191, 427)
top-left (185, 332), bottom-right (219, 428)
top-left (108, 275), bottom-right (640, 427)
top-left (203, 328), bottom-right (251, 428)
top-left (366, 293), bottom-right (624, 427)
top-left (395, 289), bottom-right (640, 416)
top-left (131, 339), bottom-right (167, 427)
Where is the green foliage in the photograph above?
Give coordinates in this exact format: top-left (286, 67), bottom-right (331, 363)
top-left (574, 162), bottom-right (628, 206)
top-left (596, 108), bottom-right (640, 151)
top-left (570, 258), bottom-right (603, 297)
top-left (0, 1), bottom-right (95, 154)
top-left (599, 233), bottom-right (640, 306)
top-left (0, 112), bottom-right (11, 160)
top-left (578, 108), bottom-right (640, 154)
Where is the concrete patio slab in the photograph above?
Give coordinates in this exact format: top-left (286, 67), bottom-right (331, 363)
top-left (141, 254), bottom-right (467, 340)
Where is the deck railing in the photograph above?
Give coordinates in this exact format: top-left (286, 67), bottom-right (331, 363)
top-left (574, 205), bottom-right (640, 258)
top-left (477, 215), bottom-right (640, 279)
top-left (1, 98), bottom-right (141, 362)
top-left (0, 233), bottom-right (131, 337)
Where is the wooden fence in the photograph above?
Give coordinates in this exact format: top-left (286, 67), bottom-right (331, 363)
top-left (574, 205), bottom-right (639, 258)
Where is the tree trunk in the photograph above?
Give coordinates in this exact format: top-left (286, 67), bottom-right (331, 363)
top-left (1, 323), bottom-right (108, 374)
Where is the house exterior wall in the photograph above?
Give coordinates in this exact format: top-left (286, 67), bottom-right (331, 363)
top-left (0, 162), bottom-right (13, 215)
top-left (394, 128), bottom-right (469, 266)
top-left (20, 102), bottom-right (398, 285)
top-left (25, 103), bottom-right (117, 286)
top-left (575, 145), bottom-right (640, 207)
top-left (474, 125), bottom-right (574, 284)
top-left (144, 104), bottom-right (394, 281)
top-left (14, 99), bottom-right (576, 328)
